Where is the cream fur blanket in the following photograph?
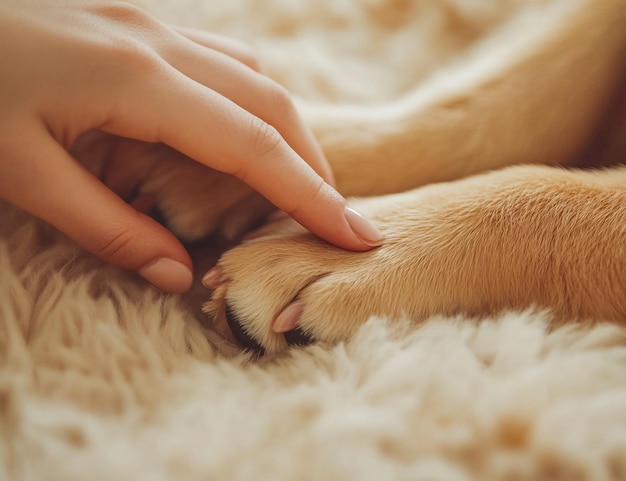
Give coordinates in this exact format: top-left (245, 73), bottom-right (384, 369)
top-left (3, 1), bottom-right (626, 480)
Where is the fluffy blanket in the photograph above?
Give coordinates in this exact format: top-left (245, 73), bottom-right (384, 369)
top-left (3, 1), bottom-right (626, 480)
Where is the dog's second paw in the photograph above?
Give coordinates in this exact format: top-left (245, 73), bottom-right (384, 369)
top-left (72, 131), bottom-right (273, 242)
top-left (203, 230), bottom-right (382, 353)
top-left (138, 153), bottom-right (274, 242)
top-left (202, 191), bottom-right (452, 354)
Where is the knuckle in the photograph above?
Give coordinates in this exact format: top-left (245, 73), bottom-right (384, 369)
top-left (248, 117), bottom-right (283, 159)
top-left (108, 38), bottom-right (163, 75)
top-left (91, 2), bottom-right (165, 71)
top-left (238, 46), bottom-right (261, 71)
top-left (91, 227), bottom-right (138, 263)
top-left (267, 84), bottom-right (297, 119)
top-left (288, 178), bottom-right (326, 217)
top-left (94, 1), bottom-right (153, 26)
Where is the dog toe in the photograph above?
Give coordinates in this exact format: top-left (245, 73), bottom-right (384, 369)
top-left (225, 304), bottom-right (265, 353)
top-left (224, 302), bottom-right (316, 353)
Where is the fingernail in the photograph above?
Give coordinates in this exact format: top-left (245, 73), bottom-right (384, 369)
top-left (344, 207), bottom-right (384, 247)
top-left (138, 258), bottom-right (192, 293)
top-left (273, 301), bottom-right (304, 333)
top-left (202, 266), bottom-right (223, 289)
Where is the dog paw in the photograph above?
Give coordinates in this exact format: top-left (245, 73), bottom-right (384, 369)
top-left (72, 131), bottom-right (273, 242)
top-left (203, 164), bottom-right (609, 354)
top-left (202, 188), bottom-right (458, 354)
top-left (205, 166), bottom-right (626, 352)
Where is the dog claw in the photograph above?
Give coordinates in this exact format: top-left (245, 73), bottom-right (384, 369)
top-left (202, 266), bottom-right (224, 289)
top-left (223, 300), bottom-right (313, 354)
top-left (275, 302), bottom-right (315, 347)
top-left (273, 301), bottom-right (303, 333)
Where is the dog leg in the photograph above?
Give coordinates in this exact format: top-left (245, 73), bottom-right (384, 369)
top-left (301, 0), bottom-right (625, 196)
top-left (205, 164), bottom-right (626, 353)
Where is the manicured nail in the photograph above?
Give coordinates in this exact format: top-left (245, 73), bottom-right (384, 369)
top-left (344, 207), bottom-right (384, 247)
top-left (138, 258), bottom-right (192, 293)
top-left (273, 301), bottom-right (304, 333)
top-left (202, 266), bottom-right (223, 289)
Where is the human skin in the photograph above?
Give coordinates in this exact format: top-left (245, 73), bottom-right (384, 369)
top-left (0, 0), bottom-right (383, 293)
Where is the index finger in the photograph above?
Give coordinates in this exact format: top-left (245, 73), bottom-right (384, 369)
top-left (102, 65), bottom-right (383, 251)
top-left (160, 30), bottom-right (336, 187)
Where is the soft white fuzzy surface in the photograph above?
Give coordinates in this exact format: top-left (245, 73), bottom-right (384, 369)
top-left (3, 1), bottom-right (626, 480)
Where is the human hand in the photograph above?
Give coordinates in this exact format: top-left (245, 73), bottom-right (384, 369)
top-left (0, 0), bottom-right (383, 293)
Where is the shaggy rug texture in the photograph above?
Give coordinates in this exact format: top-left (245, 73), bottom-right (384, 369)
top-left (3, 1), bottom-right (626, 480)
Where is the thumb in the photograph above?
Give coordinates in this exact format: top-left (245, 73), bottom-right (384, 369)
top-left (6, 136), bottom-right (193, 293)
